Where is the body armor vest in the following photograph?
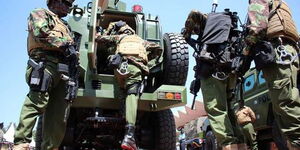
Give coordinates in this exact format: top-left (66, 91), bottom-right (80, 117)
top-left (116, 35), bottom-right (148, 63)
top-left (27, 9), bottom-right (73, 52)
top-left (267, 0), bottom-right (299, 42)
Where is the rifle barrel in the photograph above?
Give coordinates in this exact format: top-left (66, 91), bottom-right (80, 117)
top-left (191, 95), bottom-right (197, 110)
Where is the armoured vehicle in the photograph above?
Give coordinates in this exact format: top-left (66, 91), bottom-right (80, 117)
top-left (36, 0), bottom-right (189, 149)
top-left (201, 67), bottom-right (290, 150)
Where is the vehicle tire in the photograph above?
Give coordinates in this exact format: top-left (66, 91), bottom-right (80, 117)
top-left (154, 109), bottom-right (176, 150)
top-left (205, 130), bottom-right (218, 150)
top-left (162, 33), bottom-right (189, 85)
top-left (272, 122), bottom-right (288, 150)
top-left (35, 115), bottom-right (43, 150)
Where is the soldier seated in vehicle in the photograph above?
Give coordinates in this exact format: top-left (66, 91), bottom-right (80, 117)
top-left (95, 20), bottom-right (162, 150)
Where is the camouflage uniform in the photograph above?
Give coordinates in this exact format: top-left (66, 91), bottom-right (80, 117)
top-left (246, 0), bottom-right (300, 148)
top-left (14, 8), bottom-right (74, 150)
top-left (96, 33), bottom-right (161, 125)
top-left (96, 22), bottom-right (161, 149)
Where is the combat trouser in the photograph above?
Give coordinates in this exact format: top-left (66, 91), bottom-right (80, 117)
top-left (201, 74), bottom-right (244, 146)
top-left (261, 43), bottom-right (300, 148)
top-left (120, 64), bottom-right (143, 125)
top-left (14, 51), bottom-right (68, 150)
top-left (241, 123), bottom-right (258, 150)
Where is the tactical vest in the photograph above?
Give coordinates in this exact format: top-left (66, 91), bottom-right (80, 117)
top-left (116, 35), bottom-right (148, 63)
top-left (267, 0), bottom-right (299, 42)
top-left (27, 9), bottom-right (73, 52)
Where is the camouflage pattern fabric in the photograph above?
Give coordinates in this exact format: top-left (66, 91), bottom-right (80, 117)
top-left (28, 8), bottom-right (73, 49)
top-left (245, 0), bottom-right (270, 50)
top-left (15, 7), bottom-right (74, 150)
top-left (103, 21), bottom-right (135, 36)
top-left (96, 34), bottom-right (162, 74)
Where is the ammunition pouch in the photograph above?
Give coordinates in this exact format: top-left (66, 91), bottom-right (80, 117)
top-left (108, 53), bottom-right (122, 69)
top-left (28, 59), bottom-right (52, 92)
top-left (253, 41), bottom-right (276, 70)
top-left (199, 44), bottom-right (232, 68)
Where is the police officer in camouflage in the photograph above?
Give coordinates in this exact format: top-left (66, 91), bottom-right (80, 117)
top-left (14, 0), bottom-right (75, 149)
top-left (245, 0), bottom-right (300, 149)
top-left (183, 10), bottom-right (252, 150)
top-left (96, 20), bottom-right (162, 150)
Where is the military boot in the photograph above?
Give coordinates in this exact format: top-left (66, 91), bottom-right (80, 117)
top-left (222, 144), bottom-right (238, 150)
top-left (121, 124), bottom-right (137, 150)
top-left (13, 143), bottom-right (30, 150)
top-left (287, 140), bottom-right (300, 150)
top-left (237, 143), bottom-right (248, 150)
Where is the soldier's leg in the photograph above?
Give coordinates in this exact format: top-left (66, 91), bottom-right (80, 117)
top-left (124, 64), bottom-right (142, 125)
top-left (14, 66), bottom-right (49, 145)
top-left (121, 64), bottom-right (142, 150)
top-left (262, 44), bottom-right (300, 148)
top-left (241, 123), bottom-right (258, 150)
top-left (14, 91), bottom-right (48, 144)
top-left (35, 61), bottom-right (68, 150)
top-left (227, 75), bottom-right (249, 150)
top-left (125, 94), bottom-right (139, 124)
top-left (41, 81), bottom-right (67, 150)
top-left (227, 104), bottom-right (248, 149)
top-left (201, 76), bottom-right (238, 146)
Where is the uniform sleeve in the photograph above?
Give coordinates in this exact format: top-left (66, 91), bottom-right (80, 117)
top-left (144, 41), bottom-right (162, 60)
top-left (95, 34), bottom-right (120, 44)
top-left (245, 0), bottom-right (270, 51)
top-left (28, 9), bottom-right (71, 48)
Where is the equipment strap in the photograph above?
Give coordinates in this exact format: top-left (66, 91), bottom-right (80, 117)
top-left (269, 0), bottom-right (282, 19)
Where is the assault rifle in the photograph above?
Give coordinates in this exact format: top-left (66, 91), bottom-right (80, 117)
top-left (61, 32), bottom-right (82, 123)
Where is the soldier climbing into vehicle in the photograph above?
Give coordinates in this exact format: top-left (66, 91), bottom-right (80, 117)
top-left (95, 20), bottom-right (162, 150)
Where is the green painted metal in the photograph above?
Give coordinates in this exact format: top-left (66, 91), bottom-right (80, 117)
top-left (67, 0), bottom-right (187, 112)
top-left (242, 68), bottom-right (270, 130)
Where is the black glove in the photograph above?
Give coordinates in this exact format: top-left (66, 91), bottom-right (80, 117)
top-left (108, 53), bottom-right (122, 69)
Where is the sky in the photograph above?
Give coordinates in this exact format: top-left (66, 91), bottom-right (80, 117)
top-left (0, 0), bottom-right (299, 127)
